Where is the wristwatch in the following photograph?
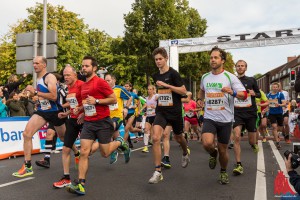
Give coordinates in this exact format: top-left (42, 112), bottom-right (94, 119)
top-left (95, 99), bottom-right (100, 104)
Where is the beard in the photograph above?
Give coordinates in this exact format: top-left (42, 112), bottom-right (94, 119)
top-left (82, 70), bottom-right (93, 78)
top-left (211, 63), bottom-right (222, 70)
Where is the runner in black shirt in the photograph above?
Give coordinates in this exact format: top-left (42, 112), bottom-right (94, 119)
top-left (232, 60), bottom-right (261, 176)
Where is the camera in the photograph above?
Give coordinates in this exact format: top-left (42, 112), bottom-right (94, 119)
top-left (284, 150), bottom-right (300, 169)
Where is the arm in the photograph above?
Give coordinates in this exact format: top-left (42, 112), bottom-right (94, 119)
top-left (89, 92), bottom-right (117, 105)
top-left (248, 78), bottom-right (261, 98)
top-left (156, 80), bottom-right (187, 96)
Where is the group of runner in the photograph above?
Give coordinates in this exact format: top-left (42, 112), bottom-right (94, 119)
top-left (11, 46), bottom-right (294, 195)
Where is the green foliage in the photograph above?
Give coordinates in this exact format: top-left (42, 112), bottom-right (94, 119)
top-left (253, 73), bottom-right (263, 79)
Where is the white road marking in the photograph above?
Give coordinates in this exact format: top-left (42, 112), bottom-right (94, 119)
top-left (254, 140), bottom-right (267, 200)
top-left (0, 177), bottom-right (35, 188)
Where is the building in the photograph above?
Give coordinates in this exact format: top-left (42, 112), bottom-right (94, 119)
top-left (257, 56), bottom-right (300, 100)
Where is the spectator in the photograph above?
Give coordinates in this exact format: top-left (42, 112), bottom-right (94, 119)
top-left (26, 94), bottom-right (38, 116)
top-left (5, 73), bottom-right (27, 95)
top-left (97, 67), bottom-right (107, 79)
top-left (285, 154), bottom-right (300, 194)
top-left (0, 87), bottom-right (8, 117)
top-left (6, 92), bottom-right (27, 117)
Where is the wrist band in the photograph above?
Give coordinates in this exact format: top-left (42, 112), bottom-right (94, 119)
top-left (232, 90), bottom-right (237, 97)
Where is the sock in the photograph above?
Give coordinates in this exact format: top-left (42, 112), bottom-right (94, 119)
top-left (144, 133), bottom-right (149, 146)
top-left (155, 165), bottom-right (161, 173)
top-left (44, 140), bottom-right (52, 162)
top-left (25, 160), bottom-right (31, 168)
top-left (210, 149), bottom-right (218, 158)
top-left (79, 179), bottom-right (86, 186)
top-left (128, 136), bottom-right (132, 144)
top-left (237, 162), bottom-right (242, 166)
top-left (220, 168), bottom-right (226, 173)
top-left (64, 174), bottom-right (70, 180)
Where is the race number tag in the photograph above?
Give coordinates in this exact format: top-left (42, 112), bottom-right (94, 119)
top-left (186, 111), bottom-right (195, 118)
top-left (66, 93), bottom-right (78, 109)
top-left (39, 98), bottom-right (51, 110)
top-left (82, 99), bottom-right (97, 116)
top-left (269, 99), bottom-right (278, 108)
top-left (205, 92), bottom-right (225, 110)
top-left (234, 94), bottom-right (252, 107)
top-left (146, 107), bottom-right (155, 116)
top-left (109, 102), bottom-right (118, 111)
top-left (158, 88), bottom-right (173, 106)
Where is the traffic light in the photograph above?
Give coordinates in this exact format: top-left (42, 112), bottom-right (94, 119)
top-left (290, 70), bottom-right (296, 82)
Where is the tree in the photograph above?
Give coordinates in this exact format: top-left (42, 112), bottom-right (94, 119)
top-left (6, 3), bottom-right (89, 73)
top-left (123, 0), bottom-right (234, 94)
top-left (253, 73), bottom-right (263, 79)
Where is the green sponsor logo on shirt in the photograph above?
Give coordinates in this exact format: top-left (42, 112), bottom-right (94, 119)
top-left (206, 82), bottom-right (223, 89)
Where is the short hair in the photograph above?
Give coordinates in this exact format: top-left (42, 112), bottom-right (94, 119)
top-left (236, 60), bottom-right (247, 67)
top-left (104, 73), bottom-right (116, 80)
top-left (271, 82), bottom-right (280, 87)
top-left (210, 46), bottom-right (226, 61)
top-left (64, 64), bottom-right (77, 74)
top-left (124, 81), bottom-right (132, 87)
top-left (41, 57), bottom-right (47, 65)
top-left (83, 55), bottom-right (98, 67)
top-left (152, 47), bottom-right (168, 59)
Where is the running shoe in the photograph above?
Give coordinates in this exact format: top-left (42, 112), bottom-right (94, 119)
top-left (115, 136), bottom-right (131, 163)
top-left (161, 156), bottom-right (171, 169)
top-left (12, 164), bottom-right (33, 178)
top-left (276, 142), bottom-right (281, 150)
top-left (110, 151), bottom-right (118, 164)
top-left (262, 138), bottom-right (267, 143)
top-left (252, 144), bottom-right (259, 153)
top-left (233, 164), bottom-right (244, 175)
top-left (181, 152), bottom-right (190, 168)
top-left (209, 153), bottom-right (218, 169)
top-left (74, 151), bottom-right (80, 170)
top-left (35, 159), bottom-right (50, 168)
top-left (66, 180), bottom-right (85, 195)
top-left (228, 143), bottom-right (234, 149)
top-left (148, 171), bottom-right (163, 184)
top-left (53, 177), bottom-right (71, 188)
top-left (285, 138), bottom-right (292, 144)
top-left (219, 172), bottom-right (229, 185)
top-left (142, 146), bottom-right (149, 153)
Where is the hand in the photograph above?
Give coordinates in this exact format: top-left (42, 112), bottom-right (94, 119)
top-left (248, 89), bottom-right (255, 96)
top-left (25, 85), bottom-right (35, 95)
top-left (23, 72), bottom-right (28, 78)
top-left (285, 154), bottom-right (294, 172)
top-left (221, 87), bottom-right (233, 95)
top-left (156, 80), bottom-right (168, 88)
top-left (86, 95), bottom-right (96, 105)
top-left (58, 112), bottom-right (68, 119)
top-left (73, 107), bottom-right (80, 115)
top-left (77, 113), bottom-right (85, 124)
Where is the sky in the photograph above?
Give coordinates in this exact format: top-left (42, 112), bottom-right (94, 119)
top-left (0, 0), bottom-right (300, 76)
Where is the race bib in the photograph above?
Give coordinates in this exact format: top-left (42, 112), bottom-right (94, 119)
top-left (234, 94), bottom-right (252, 107)
top-left (185, 111), bottom-right (195, 118)
top-left (82, 99), bottom-right (97, 116)
top-left (205, 92), bottom-right (225, 110)
top-left (158, 88), bottom-right (173, 106)
top-left (109, 102), bottom-right (118, 111)
top-left (39, 98), bottom-right (51, 110)
top-left (66, 93), bottom-right (78, 109)
top-left (269, 99), bottom-right (278, 108)
top-left (146, 107), bottom-right (155, 116)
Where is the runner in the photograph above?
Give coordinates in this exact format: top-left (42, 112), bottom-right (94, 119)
top-left (12, 56), bottom-right (66, 177)
top-left (66, 56), bottom-right (130, 195)
top-left (141, 85), bottom-right (158, 153)
top-left (267, 82), bottom-right (286, 149)
top-left (182, 91), bottom-right (201, 143)
top-left (199, 46), bottom-right (247, 184)
top-left (105, 73), bottom-right (132, 164)
top-left (52, 65), bottom-right (84, 188)
top-left (232, 60), bottom-right (261, 176)
top-left (148, 47), bottom-right (190, 184)
top-left (279, 83), bottom-right (291, 143)
top-left (255, 89), bottom-right (269, 143)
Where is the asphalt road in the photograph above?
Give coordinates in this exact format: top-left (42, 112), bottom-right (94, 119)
top-left (0, 136), bottom-right (299, 200)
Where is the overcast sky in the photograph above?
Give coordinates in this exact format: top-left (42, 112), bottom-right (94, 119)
top-left (1, 0), bottom-right (300, 76)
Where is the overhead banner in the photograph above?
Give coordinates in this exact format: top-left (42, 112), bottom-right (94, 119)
top-left (167, 28), bottom-right (300, 46)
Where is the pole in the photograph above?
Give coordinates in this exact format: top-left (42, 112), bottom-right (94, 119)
top-left (32, 30), bottom-right (39, 88)
top-left (43, 0), bottom-right (47, 57)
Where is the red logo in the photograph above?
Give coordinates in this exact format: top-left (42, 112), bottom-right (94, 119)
top-left (274, 170), bottom-right (296, 197)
